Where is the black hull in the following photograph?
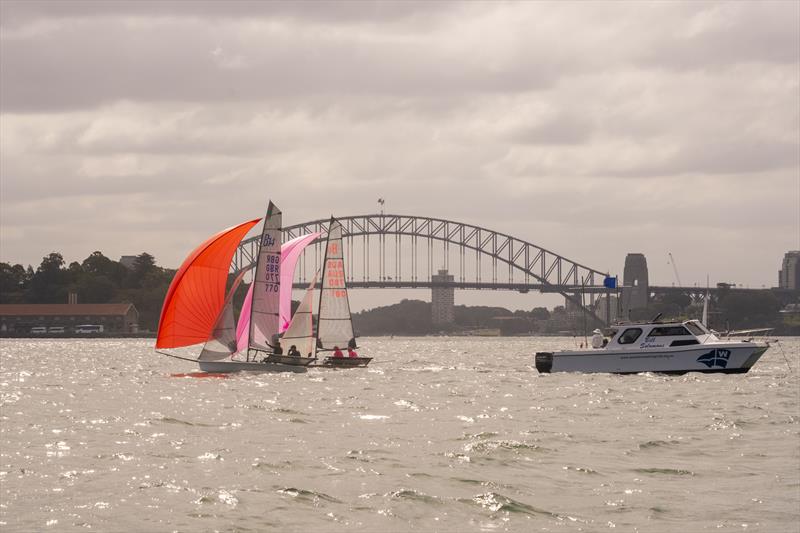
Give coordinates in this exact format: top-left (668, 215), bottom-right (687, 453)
top-left (316, 357), bottom-right (372, 368)
top-left (262, 354), bottom-right (317, 366)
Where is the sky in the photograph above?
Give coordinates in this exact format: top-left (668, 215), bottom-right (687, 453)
top-left (1, 1), bottom-right (798, 311)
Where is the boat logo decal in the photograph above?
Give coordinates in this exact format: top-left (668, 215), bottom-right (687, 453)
top-left (639, 336), bottom-right (665, 349)
top-left (262, 234), bottom-right (276, 247)
top-left (696, 349), bottom-right (731, 368)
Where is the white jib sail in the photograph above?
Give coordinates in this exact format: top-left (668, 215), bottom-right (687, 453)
top-left (249, 201), bottom-right (282, 352)
top-left (317, 218), bottom-right (355, 350)
top-left (281, 274), bottom-right (318, 358)
top-left (198, 268), bottom-right (249, 362)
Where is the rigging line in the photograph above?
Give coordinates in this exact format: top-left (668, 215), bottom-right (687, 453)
top-left (157, 350), bottom-right (201, 363)
top-left (775, 340), bottom-right (792, 373)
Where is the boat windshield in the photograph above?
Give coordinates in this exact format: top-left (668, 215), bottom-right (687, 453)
top-left (684, 321), bottom-right (707, 336)
top-left (649, 326), bottom-right (692, 336)
top-left (618, 328), bottom-right (643, 344)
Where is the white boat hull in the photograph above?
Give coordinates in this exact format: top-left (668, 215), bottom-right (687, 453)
top-left (197, 360), bottom-right (308, 373)
top-left (535, 343), bottom-right (768, 374)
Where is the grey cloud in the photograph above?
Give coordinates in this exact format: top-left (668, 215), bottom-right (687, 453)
top-left (0, 1), bottom-right (797, 292)
top-left (614, 139), bottom-right (800, 178)
top-left (0, 17), bottom-right (556, 113)
top-left (637, 3), bottom-right (800, 68)
top-left (0, 1), bottom-right (458, 28)
top-left (509, 113), bottom-right (594, 146)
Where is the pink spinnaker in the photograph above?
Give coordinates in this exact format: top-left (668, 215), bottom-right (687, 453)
top-left (235, 232), bottom-right (320, 353)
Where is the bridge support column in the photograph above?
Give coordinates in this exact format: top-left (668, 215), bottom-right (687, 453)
top-left (432, 269), bottom-right (455, 325)
top-left (621, 253), bottom-right (649, 319)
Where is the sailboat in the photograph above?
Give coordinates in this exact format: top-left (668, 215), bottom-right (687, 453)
top-left (156, 201), bottom-right (313, 373)
top-left (234, 231), bottom-right (320, 352)
top-left (233, 232), bottom-right (320, 359)
top-left (315, 217), bottom-right (372, 368)
top-left (262, 274), bottom-right (320, 366)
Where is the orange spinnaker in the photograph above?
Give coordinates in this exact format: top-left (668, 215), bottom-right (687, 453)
top-left (155, 219), bottom-right (260, 349)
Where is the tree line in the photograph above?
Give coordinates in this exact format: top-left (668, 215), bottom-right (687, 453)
top-left (0, 251), bottom-right (175, 331)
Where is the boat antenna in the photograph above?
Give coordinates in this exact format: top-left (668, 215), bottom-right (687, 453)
top-left (651, 312), bottom-right (663, 322)
top-left (668, 252), bottom-right (682, 287)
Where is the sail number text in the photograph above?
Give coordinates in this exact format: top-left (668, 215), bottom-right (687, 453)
top-left (263, 254), bottom-right (280, 292)
top-left (326, 259), bottom-right (346, 298)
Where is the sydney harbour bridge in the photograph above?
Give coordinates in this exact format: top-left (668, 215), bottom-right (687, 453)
top-left (230, 213), bottom-right (775, 326)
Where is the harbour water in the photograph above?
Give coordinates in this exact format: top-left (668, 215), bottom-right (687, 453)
top-left (1, 337), bottom-right (798, 532)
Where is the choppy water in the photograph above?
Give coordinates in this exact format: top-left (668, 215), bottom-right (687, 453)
top-left (1, 337), bottom-right (798, 532)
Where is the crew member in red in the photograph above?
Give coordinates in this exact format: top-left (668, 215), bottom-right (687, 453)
top-left (332, 346), bottom-right (344, 358)
top-left (348, 347), bottom-right (358, 358)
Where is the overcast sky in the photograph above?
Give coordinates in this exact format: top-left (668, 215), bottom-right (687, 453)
top-left (1, 1), bottom-right (798, 310)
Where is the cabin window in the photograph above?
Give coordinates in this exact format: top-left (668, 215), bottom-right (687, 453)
top-left (684, 322), bottom-right (706, 336)
top-left (670, 339), bottom-right (700, 347)
top-left (618, 328), bottom-right (643, 344)
top-left (649, 326), bottom-right (692, 337)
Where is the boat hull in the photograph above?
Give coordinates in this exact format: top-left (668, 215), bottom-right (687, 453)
top-left (317, 356), bottom-right (372, 368)
top-left (197, 360), bottom-right (307, 373)
top-left (535, 343), bottom-right (768, 374)
top-left (262, 354), bottom-right (317, 366)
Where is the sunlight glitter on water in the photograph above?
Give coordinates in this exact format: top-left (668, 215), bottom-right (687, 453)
top-left (0, 337), bottom-right (798, 532)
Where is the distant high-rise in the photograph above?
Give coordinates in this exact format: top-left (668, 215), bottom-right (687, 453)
top-left (119, 255), bottom-right (137, 270)
top-left (431, 269), bottom-right (455, 325)
top-left (621, 253), bottom-right (649, 316)
top-left (779, 251), bottom-right (800, 289)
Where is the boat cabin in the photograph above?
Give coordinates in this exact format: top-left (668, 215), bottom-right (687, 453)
top-left (601, 320), bottom-right (717, 350)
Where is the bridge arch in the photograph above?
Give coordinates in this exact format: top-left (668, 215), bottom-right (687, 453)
top-left (233, 214), bottom-right (614, 325)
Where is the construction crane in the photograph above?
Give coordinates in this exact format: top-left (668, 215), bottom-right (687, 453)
top-left (668, 252), bottom-right (683, 287)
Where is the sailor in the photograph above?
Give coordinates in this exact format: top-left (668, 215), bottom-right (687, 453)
top-left (273, 340), bottom-right (283, 355)
top-left (332, 346), bottom-right (344, 358)
top-left (591, 329), bottom-right (604, 349)
top-left (287, 345), bottom-right (300, 357)
top-left (347, 347), bottom-right (358, 358)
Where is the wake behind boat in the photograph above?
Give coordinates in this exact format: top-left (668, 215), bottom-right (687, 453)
top-left (535, 319), bottom-right (769, 375)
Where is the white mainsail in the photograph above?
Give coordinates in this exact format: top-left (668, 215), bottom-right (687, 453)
top-left (317, 218), bottom-right (355, 350)
top-left (198, 268), bottom-right (249, 362)
top-left (281, 274), bottom-right (318, 358)
top-left (249, 201), bottom-right (282, 353)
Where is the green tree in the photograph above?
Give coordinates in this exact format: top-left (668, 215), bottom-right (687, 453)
top-left (133, 253), bottom-right (156, 276)
top-left (530, 307), bottom-right (551, 320)
top-left (28, 252), bottom-right (70, 303)
top-left (0, 263), bottom-right (28, 303)
top-left (125, 252), bottom-right (157, 289)
top-left (717, 291), bottom-right (781, 330)
top-left (77, 275), bottom-right (116, 303)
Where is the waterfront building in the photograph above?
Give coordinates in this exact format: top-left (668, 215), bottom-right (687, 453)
top-left (594, 294), bottom-right (620, 324)
top-left (0, 303), bottom-right (139, 334)
top-left (779, 251), bottom-right (800, 289)
top-left (119, 256), bottom-right (137, 270)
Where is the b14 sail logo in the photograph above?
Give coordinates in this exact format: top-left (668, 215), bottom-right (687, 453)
top-left (262, 234), bottom-right (275, 247)
top-left (696, 349), bottom-right (731, 368)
